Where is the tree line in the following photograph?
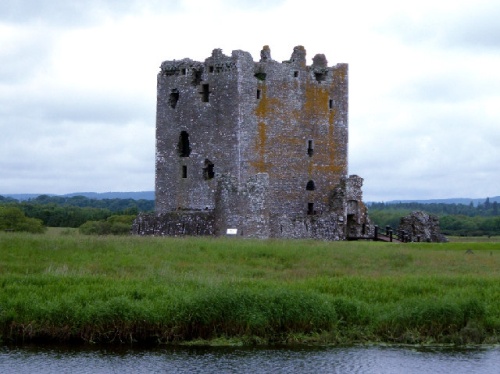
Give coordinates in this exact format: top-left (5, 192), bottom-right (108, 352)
top-left (3, 194), bottom-right (500, 236)
top-left (369, 199), bottom-right (500, 236)
top-left (0, 195), bottom-right (154, 234)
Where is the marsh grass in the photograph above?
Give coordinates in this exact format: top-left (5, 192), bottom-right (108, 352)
top-left (0, 232), bottom-right (499, 345)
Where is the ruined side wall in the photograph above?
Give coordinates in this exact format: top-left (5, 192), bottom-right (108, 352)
top-left (273, 213), bottom-right (344, 240)
top-left (132, 211), bottom-right (215, 236)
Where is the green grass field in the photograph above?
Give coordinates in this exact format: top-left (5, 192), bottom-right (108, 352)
top-left (1, 230), bottom-right (499, 346)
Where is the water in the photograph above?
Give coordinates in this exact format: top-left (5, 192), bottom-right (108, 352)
top-left (1, 345), bottom-right (499, 374)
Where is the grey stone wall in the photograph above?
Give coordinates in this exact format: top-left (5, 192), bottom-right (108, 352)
top-left (134, 45), bottom-right (370, 240)
top-left (399, 211), bottom-right (448, 243)
top-left (132, 211), bottom-right (215, 236)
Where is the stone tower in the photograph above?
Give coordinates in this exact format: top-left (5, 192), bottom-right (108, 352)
top-left (133, 46), bottom-right (372, 240)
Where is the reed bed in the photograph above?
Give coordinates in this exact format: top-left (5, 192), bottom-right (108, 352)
top-left (1, 232), bottom-right (499, 346)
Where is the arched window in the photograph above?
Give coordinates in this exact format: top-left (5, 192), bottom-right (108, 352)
top-left (306, 180), bottom-right (315, 191)
top-left (178, 131), bottom-right (190, 157)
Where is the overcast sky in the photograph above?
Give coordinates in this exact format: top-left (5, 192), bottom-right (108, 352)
top-left (1, 0), bottom-right (499, 201)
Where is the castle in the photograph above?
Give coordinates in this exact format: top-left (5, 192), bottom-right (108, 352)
top-left (132, 45), bottom-right (373, 240)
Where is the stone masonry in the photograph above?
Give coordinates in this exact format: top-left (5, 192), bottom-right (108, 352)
top-left (132, 46), bottom-right (373, 240)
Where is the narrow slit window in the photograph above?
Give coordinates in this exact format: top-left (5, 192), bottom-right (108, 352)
top-left (201, 84), bottom-right (210, 102)
top-left (169, 89), bottom-right (179, 109)
top-left (203, 159), bottom-right (215, 180)
top-left (178, 131), bottom-right (191, 157)
top-left (306, 180), bottom-right (315, 191)
top-left (329, 99), bottom-right (333, 109)
top-left (307, 203), bottom-right (315, 215)
top-left (182, 165), bottom-right (187, 178)
top-left (257, 89), bottom-right (261, 99)
top-left (307, 140), bottom-right (314, 157)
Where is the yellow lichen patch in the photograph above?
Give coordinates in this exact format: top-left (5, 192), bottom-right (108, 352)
top-left (303, 82), bottom-right (330, 122)
top-left (333, 65), bottom-right (347, 84)
top-left (251, 121), bottom-right (269, 173)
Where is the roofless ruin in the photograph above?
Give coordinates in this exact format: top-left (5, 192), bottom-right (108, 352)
top-left (133, 45), bottom-right (373, 240)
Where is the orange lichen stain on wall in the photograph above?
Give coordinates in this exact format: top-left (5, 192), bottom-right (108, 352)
top-left (254, 84), bottom-right (281, 119)
top-left (302, 81), bottom-right (344, 175)
top-left (333, 64), bottom-right (347, 84)
top-left (252, 84), bottom-right (276, 173)
top-left (252, 121), bottom-right (268, 173)
top-left (303, 81), bottom-right (329, 121)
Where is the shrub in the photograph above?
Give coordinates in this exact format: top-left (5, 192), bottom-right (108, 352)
top-left (79, 215), bottom-right (134, 235)
top-left (0, 206), bottom-right (46, 233)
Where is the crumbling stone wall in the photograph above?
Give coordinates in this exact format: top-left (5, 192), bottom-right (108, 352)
top-left (134, 45), bottom-right (370, 240)
top-left (399, 211), bottom-right (448, 243)
top-left (132, 211), bottom-right (215, 236)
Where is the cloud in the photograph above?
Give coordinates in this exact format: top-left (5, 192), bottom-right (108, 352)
top-left (379, 0), bottom-right (500, 50)
top-left (1, 0), bottom-right (499, 201)
top-left (0, 0), bottom-right (184, 26)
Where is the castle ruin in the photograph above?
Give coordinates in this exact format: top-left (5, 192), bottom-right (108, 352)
top-left (132, 45), bottom-right (373, 240)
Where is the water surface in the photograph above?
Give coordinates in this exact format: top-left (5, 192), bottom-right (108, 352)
top-left (2, 345), bottom-right (499, 373)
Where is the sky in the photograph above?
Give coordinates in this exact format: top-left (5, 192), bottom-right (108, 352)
top-left (1, 0), bottom-right (499, 202)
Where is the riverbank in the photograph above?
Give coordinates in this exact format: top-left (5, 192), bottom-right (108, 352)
top-left (1, 232), bottom-right (499, 346)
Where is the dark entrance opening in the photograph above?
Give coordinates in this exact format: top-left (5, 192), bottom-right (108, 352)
top-left (306, 180), bottom-right (315, 191)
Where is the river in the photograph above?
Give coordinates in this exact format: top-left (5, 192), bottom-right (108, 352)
top-left (1, 345), bottom-right (499, 373)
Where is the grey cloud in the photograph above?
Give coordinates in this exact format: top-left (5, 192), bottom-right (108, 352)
top-left (1, 85), bottom-right (155, 125)
top-left (0, 118), bottom-right (155, 194)
top-left (395, 73), bottom-right (490, 103)
top-left (381, 2), bottom-right (500, 50)
top-left (221, 0), bottom-right (286, 11)
top-left (0, 24), bottom-right (57, 84)
top-left (0, 0), bottom-right (182, 26)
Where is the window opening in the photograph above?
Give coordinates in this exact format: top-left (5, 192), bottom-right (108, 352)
top-left (329, 99), bottom-right (333, 109)
top-left (192, 69), bottom-right (203, 86)
top-left (178, 131), bottom-right (191, 157)
top-left (201, 84), bottom-right (210, 102)
top-left (169, 89), bottom-right (179, 109)
top-left (307, 140), bottom-right (314, 157)
top-left (314, 71), bottom-right (327, 82)
top-left (306, 180), bottom-right (315, 191)
top-left (203, 159), bottom-right (215, 180)
top-left (257, 89), bottom-right (261, 99)
top-left (209, 66), bottom-right (214, 73)
top-left (181, 68), bottom-right (187, 75)
top-left (294, 71), bottom-right (299, 78)
top-left (307, 203), bottom-right (315, 215)
top-left (254, 72), bottom-right (266, 81)
top-left (182, 165), bottom-right (187, 178)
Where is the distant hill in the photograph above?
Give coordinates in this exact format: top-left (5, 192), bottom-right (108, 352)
top-left (378, 196), bottom-right (500, 206)
top-left (1, 191), bottom-right (155, 201)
